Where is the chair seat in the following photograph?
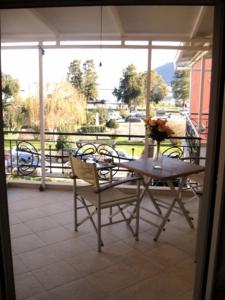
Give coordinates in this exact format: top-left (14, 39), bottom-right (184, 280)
top-left (77, 184), bottom-right (138, 209)
top-left (188, 172), bottom-right (204, 186)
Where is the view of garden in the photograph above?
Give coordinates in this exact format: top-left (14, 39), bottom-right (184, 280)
top-left (2, 47), bottom-right (191, 180)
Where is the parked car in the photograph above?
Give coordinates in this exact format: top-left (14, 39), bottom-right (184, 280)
top-left (108, 111), bottom-right (121, 120)
top-left (125, 116), bottom-right (143, 122)
top-left (6, 148), bottom-right (49, 176)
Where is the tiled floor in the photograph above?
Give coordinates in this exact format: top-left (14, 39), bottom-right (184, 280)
top-left (8, 187), bottom-right (199, 300)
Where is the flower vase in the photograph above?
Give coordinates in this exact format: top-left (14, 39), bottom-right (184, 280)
top-left (153, 140), bottom-right (163, 169)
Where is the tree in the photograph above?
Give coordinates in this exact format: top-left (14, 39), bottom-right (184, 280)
top-left (149, 71), bottom-right (168, 104)
top-left (67, 60), bottom-right (83, 93)
top-left (24, 96), bottom-right (40, 130)
top-left (113, 64), bottom-right (144, 110)
top-left (171, 68), bottom-right (190, 107)
top-left (4, 97), bottom-right (28, 130)
top-left (45, 81), bottom-right (86, 131)
top-left (113, 65), bottom-right (168, 109)
top-left (2, 73), bottom-right (20, 105)
top-left (83, 60), bottom-right (98, 101)
top-left (67, 59), bottom-right (98, 102)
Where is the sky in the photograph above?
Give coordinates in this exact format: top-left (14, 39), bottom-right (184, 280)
top-left (1, 48), bottom-right (177, 101)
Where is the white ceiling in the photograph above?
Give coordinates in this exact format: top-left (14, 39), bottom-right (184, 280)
top-left (1, 5), bottom-right (214, 43)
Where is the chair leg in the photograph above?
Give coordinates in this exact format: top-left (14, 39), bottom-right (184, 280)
top-left (97, 207), bottom-right (102, 252)
top-left (73, 180), bottom-right (78, 231)
top-left (109, 207), bottom-right (113, 224)
top-left (135, 200), bottom-right (140, 241)
top-left (118, 205), bottom-right (135, 236)
top-left (135, 181), bottom-right (141, 241)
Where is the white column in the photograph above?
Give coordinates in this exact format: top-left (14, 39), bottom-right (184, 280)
top-left (39, 45), bottom-right (45, 191)
top-left (189, 66), bottom-right (193, 115)
top-left (144, 46), bottom-right (152, 157)
top-left (198, 56), bottom-right (205, 133)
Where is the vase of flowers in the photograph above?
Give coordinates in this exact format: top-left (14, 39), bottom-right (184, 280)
top-left (144, 117), bottom-right (174, 168)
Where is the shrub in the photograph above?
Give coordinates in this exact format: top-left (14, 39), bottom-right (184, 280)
top-left (106, 119), bottom-right (119, 129)
top-left (56, 135), bottom-right (70, 151)
top-left (79, 125), bottom-right (106, 133)
top-left (119, 109), bottom-right (129, 119)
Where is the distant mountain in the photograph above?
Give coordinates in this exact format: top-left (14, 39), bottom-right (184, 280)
top-left (155, 62), bottom-right (175, 86)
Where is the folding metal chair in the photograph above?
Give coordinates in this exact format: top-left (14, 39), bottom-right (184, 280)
top-left (70, 156), bottom-right (141, 252)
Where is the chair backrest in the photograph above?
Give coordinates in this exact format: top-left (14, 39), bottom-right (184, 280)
top-left (162, 146), bottom-right (183, 159)
top-left (70, 155), bottom-right (99, 188)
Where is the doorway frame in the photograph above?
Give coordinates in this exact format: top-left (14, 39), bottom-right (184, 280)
top-left (0, 1), bottom-right (223, 299)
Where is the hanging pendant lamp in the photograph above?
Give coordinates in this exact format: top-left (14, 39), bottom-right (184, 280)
top-left (99, 5), bottom-right (103, 67)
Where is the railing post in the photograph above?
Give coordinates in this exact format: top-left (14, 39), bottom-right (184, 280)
top-left (39, 44), bottom-right (46, 191)
top-left (144, 45), bottom-right (152, 157)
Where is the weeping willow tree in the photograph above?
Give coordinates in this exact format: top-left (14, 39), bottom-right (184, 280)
top-left (45, 81), bottom-right (86, 132)
top-left (4, 96), bottom-right (29, 130)
top-left (24, 96), bottom-right (40, 130)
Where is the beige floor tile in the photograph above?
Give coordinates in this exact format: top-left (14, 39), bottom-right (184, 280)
top-left (99, 241), bottom-right (135, 263)
top-left (9, 199), bottom-right (41, 213)
top-left (48, 277), bottom-right (106, 300)
top-left (49, 237), bottom-right (90, 259)
top-left (19, 246), bottom-right (59, 270)
top-left (39, 203), bottom-right (71, 215)
top-left (143, 244), bottom-right (190, 269)
top-left (25, 217), bottom-right (59, 232)
top-left (49, 211), bottom-right (74, 225)
top-left (176, 290), bottom-right (193, 300)
top-left (36, 226), bottom-right (75, 245)
top-left (160, 225), bottom-right (196, 257)
top-left (25, 292), bottom-right (50, 300)
top-left (123, 230), bottom-right (166, 253)
top-left (79, 231), bottom-right (119, 250)
top-left (63, 218), bottom-right (96, 236)
top-left (9, 213), bottom-right (22, 225)
top-left (32, 261), bottom-right (81, 290)
top-left (8, 187), bottom-right (198, 300)
top-left (15, 272), bottom-right (44, 300)
top-left (12, 233), bottom-right (45, 254)
top-left (10, 223), bottom-right (32, 239)
top-left (106, 271), bottom-right (191, 300)
top-left (122, 251), bottom-right (164, 280)
top-left (88, 262), bottom-right (144, 295)
top-left (16, 208), bottom-right (48, 222)
top-left (13, 255), bottom-right (29, 275)
top-left (165, 258), bottom-right (195, 287)
top-left (65, 249), bottom-right (114, 277)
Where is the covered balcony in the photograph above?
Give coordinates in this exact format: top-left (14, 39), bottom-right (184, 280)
top-left (1, 4), bottom-right (215, 300)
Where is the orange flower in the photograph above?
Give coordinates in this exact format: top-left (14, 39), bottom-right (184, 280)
top-left (165, 126), bottom-right (174, 135)
top-left (150, 119), bottom-right (157, 126)
top-left (158, 124), bottom-right (167, 132)
top-left (157, 118), bottom-right (167, 126)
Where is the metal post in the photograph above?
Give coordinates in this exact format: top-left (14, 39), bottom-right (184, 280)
top-left (189, 66), bottom-right (193, 115)
top-left (198, 56), bottom-right (205, 133)
top-left (144, 46), bottom-right (152, 157)
top-left (39, 45), bottom-right (45, 191)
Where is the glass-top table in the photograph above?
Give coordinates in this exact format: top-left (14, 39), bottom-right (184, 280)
top-left (117, 157), bottom-right (205, 241)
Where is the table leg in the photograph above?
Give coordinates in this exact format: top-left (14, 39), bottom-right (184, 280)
top-left (153, 198), bottom-right (177, 241)
top-left (142, 179), bottom-right (162, 214)
top-left (167, 179), bottom-right (194, 229)
top-left (153, 178), bottom-right (194, 241)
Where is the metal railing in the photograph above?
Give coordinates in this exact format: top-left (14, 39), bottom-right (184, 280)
top-left (185, 113), bottom-right (202, 164)
top-left (190, 112), bottom-right (209, 142)
top-left (4, 130), bottom-right (203, 180)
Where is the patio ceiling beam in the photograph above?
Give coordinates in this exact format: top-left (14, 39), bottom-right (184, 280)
top-left (190, 6), bottom-right (207, 39)
top-left (1, 44), bottom-right (211, 51)
top-left (107, 6), bottom-right (124, 37)
top-left (29, 8), bottom-right (60, 39)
